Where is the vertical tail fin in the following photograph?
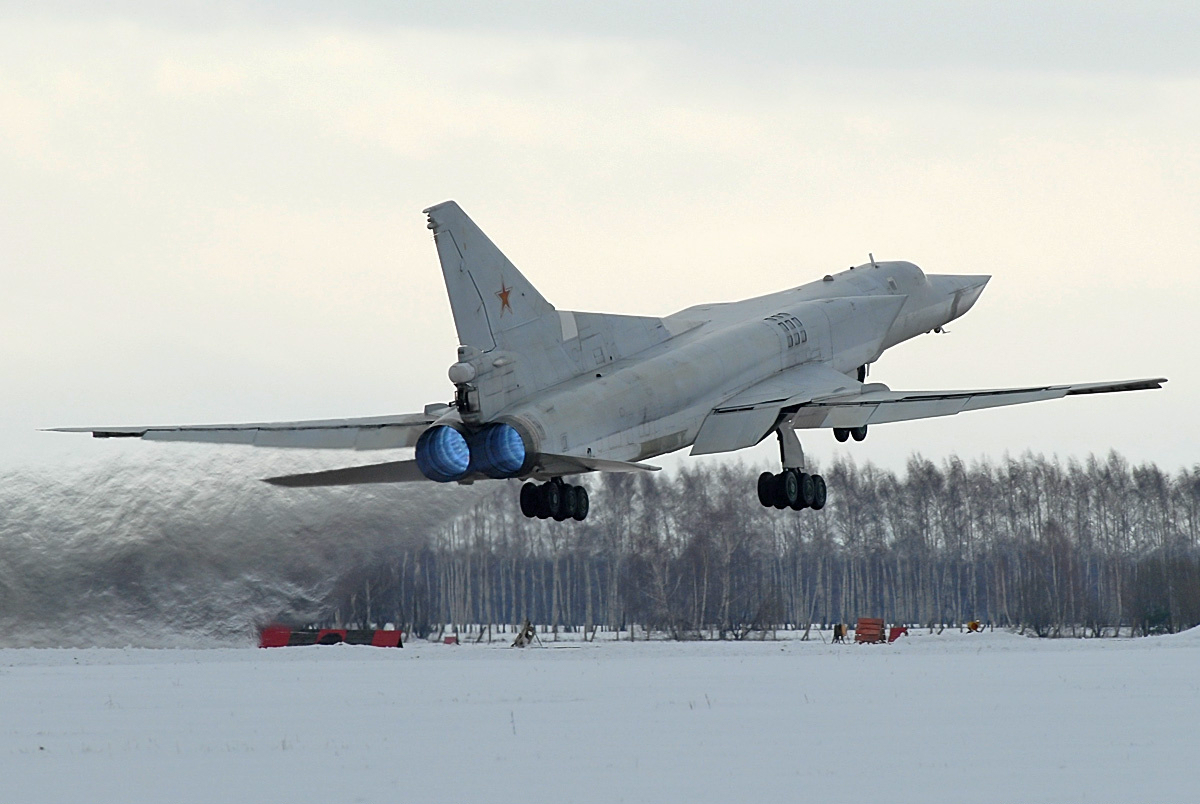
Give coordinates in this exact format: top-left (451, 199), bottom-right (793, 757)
top-left (423, 200), bottom-right (675, 416)
top-left (423, 201), bottom-right (554, 352)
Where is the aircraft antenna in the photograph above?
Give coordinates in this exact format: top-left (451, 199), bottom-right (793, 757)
top-left (869, 252), bottom-right (878, 268)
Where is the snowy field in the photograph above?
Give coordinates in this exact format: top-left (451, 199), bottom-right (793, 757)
top-left (3, 629), bottom-right (1197, 804)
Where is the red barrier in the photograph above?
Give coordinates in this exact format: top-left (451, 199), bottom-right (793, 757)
top-left (316, 629), bottom-right (348, 645)
top-left (371, 630), bottom-right (402, 648)
top-left (259, 625), bottom-right (291, 648)
top-left (259, 626), bottom-right (403, 648)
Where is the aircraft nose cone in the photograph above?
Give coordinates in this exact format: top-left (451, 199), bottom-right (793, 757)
top-left (955, 275), bottom-right (990, 315)
top-left (931, 274), bottom-right (990, 320)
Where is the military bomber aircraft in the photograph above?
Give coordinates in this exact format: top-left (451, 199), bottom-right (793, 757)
top-left (54, 201), bottom-right (1165, 522)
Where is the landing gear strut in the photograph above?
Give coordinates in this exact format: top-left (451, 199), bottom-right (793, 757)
top-left (758, 425), bottom-right (827, 512)
top-left (520, 479), bottom-right (589, 522)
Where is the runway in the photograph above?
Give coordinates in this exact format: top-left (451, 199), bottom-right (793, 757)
top-left (3, 628), bottom-right (1196, 803)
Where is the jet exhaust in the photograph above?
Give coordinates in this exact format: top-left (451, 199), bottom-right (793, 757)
top-left (416, 422), bottom-right (534, 482)
top-left (414, 425), bottom-right (470, 482)
top-left (469, 423), bottom-right (529, 479)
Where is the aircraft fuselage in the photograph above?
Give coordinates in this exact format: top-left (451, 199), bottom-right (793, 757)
top-left (485, 261), bottom-right (988, 466)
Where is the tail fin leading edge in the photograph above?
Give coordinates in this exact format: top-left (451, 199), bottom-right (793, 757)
top-left (424, 201), bottom-right (554, 352)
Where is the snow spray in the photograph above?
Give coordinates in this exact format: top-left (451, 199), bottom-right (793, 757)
top-left (0, 450), bottom-right (491, 647)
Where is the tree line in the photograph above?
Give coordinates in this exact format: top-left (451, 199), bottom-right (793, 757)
top-left (314, 452), bottom-right (1200, 639)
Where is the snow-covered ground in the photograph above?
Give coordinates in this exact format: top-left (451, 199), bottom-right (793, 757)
top-left (3, 629), bottom-right (1197, 803)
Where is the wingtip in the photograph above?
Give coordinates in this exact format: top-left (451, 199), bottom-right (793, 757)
top-left (42, 427), bottom-right (145, 438)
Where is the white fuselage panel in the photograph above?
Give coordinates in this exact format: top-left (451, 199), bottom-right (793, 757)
top-left (491, 261), bottom-right (989, 463)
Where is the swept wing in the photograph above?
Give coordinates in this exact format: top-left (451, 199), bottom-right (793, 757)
top-left (693, 364), bottom-right (1165, 455)
top-left (47, 405), bottom-right (451, 451)
top-left (263, 452), bottom-right (660, 487)
top-left (789, 378), bottom-right (1166, 429)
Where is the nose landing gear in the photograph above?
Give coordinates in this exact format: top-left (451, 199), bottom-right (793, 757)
top-left (520, 479), bottom-right (589, 522)
top-left (833, 425), bottom-right (868, 443)
top-left (758, 425), bottom-right (827, 512)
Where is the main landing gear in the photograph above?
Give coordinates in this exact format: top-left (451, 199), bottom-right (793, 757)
top-left (520, 479), bottom-right (589, 522)
top-left (758, 425), bottom-right (828, 512)
top-left (758, 468), bottom-right (827, 510)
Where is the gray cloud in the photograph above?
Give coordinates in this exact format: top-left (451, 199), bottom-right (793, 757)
top-left (7, 1), bottom-right (1200, 77)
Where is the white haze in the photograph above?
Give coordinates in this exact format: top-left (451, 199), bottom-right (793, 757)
top-left (0, 451), bottom-right (493, 647)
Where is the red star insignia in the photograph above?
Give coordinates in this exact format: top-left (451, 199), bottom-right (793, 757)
top-left (496, 282), bottom-right (513, 315)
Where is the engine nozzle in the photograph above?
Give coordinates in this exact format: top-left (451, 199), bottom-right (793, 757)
top-left (414, 425), bottom-right (470, 482)
top-left (469, 422), bottom-right (529, 479)
top-left (415, 421), bottom-right (534, 482)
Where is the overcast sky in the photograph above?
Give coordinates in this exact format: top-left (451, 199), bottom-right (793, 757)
top-left (2, 2), bottom-right (1197, 475)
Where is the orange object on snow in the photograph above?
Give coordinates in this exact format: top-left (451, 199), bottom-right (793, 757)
top-left (854, 618), bottom-right (885, 643)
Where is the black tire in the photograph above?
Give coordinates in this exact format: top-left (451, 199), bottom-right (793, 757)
top-left (782, 469), bottom-right (801, 508)
top-left (834, 428), bottom-right (850, 443)
top-left (771, 474), bottom-right (788, 509)
top-left (757, 472), bottom-right (775, 507)
top-left (787, 475), bottom-right (806, 510)
top-left (851, 425), bottom-right (868, 442)
top-left (572, 486), bottom-right (589, 521)
top-left (799, 472), bottom-right (816, 508)
top-left (556, 484), bottom-right (575, 521)
top-left (536, 483), bottom-right (554, 519)
top-left (519, 482), bottom-right (539, 518)
top-left (545, 482), bottom-right (565, 520)
top-left (811, 474), bottom-right (827, 510)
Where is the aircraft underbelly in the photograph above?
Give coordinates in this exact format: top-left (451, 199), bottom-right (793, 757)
top-left (510, 317), bottom-right (784, 459)
top-left (633, 428), bottom-right (691, 461)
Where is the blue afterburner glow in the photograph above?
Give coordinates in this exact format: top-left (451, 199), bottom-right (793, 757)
top-left (414, 425), bottom-right (470, 482)
top-left (471, 423), bottom-right (527, 478)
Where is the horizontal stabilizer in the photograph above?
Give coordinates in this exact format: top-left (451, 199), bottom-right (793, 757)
top-left (534, 453), bottom-right (660, 478)
top-left (264, 460), bottom-right (428, 487)
top-left (264, 452), bottom-right (660, 487)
